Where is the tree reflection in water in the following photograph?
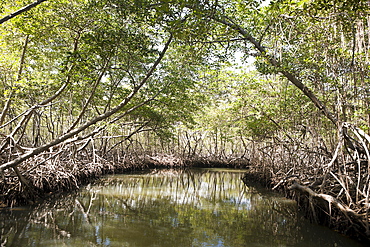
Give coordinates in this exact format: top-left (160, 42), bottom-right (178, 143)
top-left (0, 168), bottom-right (366, 247)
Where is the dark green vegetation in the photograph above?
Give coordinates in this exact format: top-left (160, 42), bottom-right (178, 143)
top-left (1, 0), bottom-right (370, 243)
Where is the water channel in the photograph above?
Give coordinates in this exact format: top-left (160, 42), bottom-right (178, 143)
top-left (0, 168), bottom-right (366, 246)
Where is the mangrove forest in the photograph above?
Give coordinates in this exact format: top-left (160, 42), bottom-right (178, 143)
top-left (1, 0), bottom-right (370, 245)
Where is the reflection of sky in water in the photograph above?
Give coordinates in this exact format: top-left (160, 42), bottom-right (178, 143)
top-left (95, 225), bottom-right (111, 247)
top-left (193, 237), bottom-right (225, 247)
top-left (223, 197), bottom-right (252, 210)
top-left (94, 171), bottom-right (252, 212)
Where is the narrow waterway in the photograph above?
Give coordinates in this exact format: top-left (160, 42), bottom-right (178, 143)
top-left (0, 168), bottom-right (366, 246)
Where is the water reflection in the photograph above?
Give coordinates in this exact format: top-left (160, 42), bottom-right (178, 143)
top-left (0, 168), bottom-right (366, 247)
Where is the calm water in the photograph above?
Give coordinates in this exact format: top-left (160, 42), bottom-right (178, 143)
top-left (0, 168), bottom-right (366, 247)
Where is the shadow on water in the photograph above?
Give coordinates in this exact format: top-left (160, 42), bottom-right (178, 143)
top-left (0, 168), bottom-right (367, 247)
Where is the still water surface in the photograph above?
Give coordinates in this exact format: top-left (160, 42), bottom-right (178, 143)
top-left (0, 168), bottom-right (366, 246)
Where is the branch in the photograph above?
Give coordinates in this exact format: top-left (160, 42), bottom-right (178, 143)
top-left (66, 59), bottom-right (110, 132)
top-left (105, 121), bottom-right (151, 154)
top-left (0, 35), bottom-right (30, 126)
top-left (0, 0), bottom-right (48, 25)
top-left (0, 81), bottom-right (68, 152)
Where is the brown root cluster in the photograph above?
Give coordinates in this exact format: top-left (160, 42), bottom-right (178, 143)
top-left (0, 151), bottom-right (115, 207)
